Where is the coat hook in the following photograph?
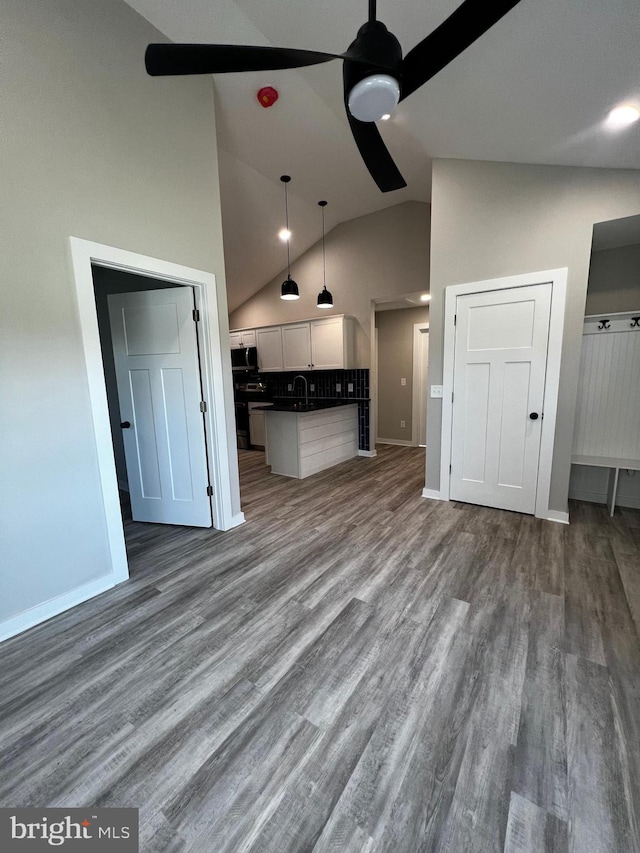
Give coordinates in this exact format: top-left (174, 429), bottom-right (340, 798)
top-left (631, 317), bottom-right (640, 328)
top-left (597, 319), bottom-right (610, 330)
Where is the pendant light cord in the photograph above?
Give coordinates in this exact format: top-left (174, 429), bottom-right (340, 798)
top-left (284, 181), bottom-right (291, 277)
top-left (369, 0), bottom-right (376, 23)
top-left (321, 204), bottom-right (326, 287)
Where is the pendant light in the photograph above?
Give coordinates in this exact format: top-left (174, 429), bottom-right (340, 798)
top-left (316, 200), bottom-right (333, 309)
top-left (279, 175), bottom-right (299, 300)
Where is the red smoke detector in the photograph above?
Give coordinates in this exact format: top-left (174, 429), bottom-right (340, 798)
top-left (257, 86), bottom-right (279, 108)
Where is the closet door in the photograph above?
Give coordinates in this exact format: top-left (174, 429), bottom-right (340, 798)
top-left (450, 283), bottom-right (552, 514)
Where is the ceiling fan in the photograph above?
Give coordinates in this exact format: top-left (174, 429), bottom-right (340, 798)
top-left (145, 0), bottom-right (523, 193)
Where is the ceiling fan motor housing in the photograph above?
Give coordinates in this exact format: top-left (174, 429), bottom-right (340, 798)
top-left (345, 21), bottom-right (402, 122)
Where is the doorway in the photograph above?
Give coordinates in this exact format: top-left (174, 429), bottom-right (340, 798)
top-left (439, 268), bottom-right (567, 521)
top-left (70, 237), bottom-right (244, 586)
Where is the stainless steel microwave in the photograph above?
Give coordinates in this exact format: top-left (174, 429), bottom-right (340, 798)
top-left (231, 346), bottom-right (258, 372)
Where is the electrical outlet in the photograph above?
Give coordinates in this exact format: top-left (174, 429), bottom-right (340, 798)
top-left (430, 385), bottom-right (443, 398)
top-left (287, 383), bottom-right (293, 391)
top-left (310, 383), bottom-right (315, 392)
top-left (400, 420), bottom-right (406, 429)
top-left (336, 383), bottom-right (341, 392)
top-left (347, 383), bottom-right (354, 392)
top-left (401, 378), bottom-right (407, 386)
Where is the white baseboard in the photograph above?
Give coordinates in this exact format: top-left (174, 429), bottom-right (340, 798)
top-left (221, 512), bottom-right (245, 531)
top-left (358, 449), bottom-right (377, 458)
top-left (422, 487), bottom-right (447, 501)
top-left (544, 509), bottom-right (570, 525)
top-left (0, 574), bottom-right (125, 644)
top-left (377, 438), bottom-right (414, 447)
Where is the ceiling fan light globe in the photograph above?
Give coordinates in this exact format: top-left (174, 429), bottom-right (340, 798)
top-left (348, 74), bottom-right (400, 123)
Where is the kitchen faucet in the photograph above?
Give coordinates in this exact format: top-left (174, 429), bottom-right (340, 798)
top-left (292, 374), bottom-right (309, 408)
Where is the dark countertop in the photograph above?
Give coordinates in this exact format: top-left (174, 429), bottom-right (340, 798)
top-left (255, 400), bottom-right (360, 414)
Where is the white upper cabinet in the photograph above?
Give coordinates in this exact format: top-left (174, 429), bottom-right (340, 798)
top-left (231, 315), bottom-right (355, 372)
top-left (282, 323), bottom-right (312, 370)
top-left (256, 326), bottom-right (283, 371)
top-left (229, 329), bottom-right (256, 349)
top-left (311, 317), bottom-right (352, 370)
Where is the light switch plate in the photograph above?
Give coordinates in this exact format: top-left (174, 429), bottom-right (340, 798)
top-left (347, 383), bottom-right (354, 392)
top-left (336, 383), bottom-right (341, 392)
top-left (401, 378), bottom-right (407, 386)
top-left (310, 383), bottom-right (315, 392)
top-left (431, 385), bottom-right (443, 398)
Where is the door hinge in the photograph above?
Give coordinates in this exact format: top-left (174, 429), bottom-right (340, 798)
top-left (206, 485), bottom-right (213, 497)
top-left (454, 314), bottom-right (457, 326)
top-left (200, 401), bottom-right (207, 413)
top-left (192, 309), bottom-right (200, 322)
top-left (451, 391), bottom-right (454, 403)
top-left (449, 464), bottom-right (452, 474)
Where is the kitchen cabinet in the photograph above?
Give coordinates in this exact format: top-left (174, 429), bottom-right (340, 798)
top-left (265, 404), bottom-right (358, 478)
top-left (229, 329), bottom-right (256, 349)
top-left (256, 326), bottom-right (283, 372)
top-left (248, 402), bottom-right (272, 447)
top-left (281, 316), bottom-right (354, 371)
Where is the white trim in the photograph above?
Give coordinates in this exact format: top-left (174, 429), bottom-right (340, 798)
top-left (440, 268), bottom-right (568, 520)
top-left (0, 575), bottom-right (124, 644)
top-left (411, 323), bottom-right (429, 447)
top-left (226, 512), bottom-right (247, 528)
top-left (377, 438), bottom-right (414, 447)
top-left (68, 237), bottom-right (242, 588)
top-left (422, 487), bottom-right (446, 501)
top-left (545, 510), bottom-right (570, 525)
top-left (358, 449), bottom-right (377, 458)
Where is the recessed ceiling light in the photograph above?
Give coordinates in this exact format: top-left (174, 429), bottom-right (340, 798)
top-left (278, 228), bottom-right (291, 242)
top-left (420, 293), bottom-right (431, 302)
top-left (606, 104), bottom-right (640, 128)
top-left (380, 113), bottom-right (391, 121)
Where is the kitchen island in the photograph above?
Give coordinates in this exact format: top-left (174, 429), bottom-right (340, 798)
top-left (260, 401), bottom-right (358, 479)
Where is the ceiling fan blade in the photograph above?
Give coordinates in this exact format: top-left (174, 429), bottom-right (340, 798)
top-left (344, 72), bottom-right (406, 193)
top-left (399, 0), bottom-right (523, 101)
top-left (145, 43), bottom-right (343, 76)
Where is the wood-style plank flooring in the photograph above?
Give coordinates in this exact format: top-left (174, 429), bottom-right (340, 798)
top-left (1, 445), bottom-right (639, 852)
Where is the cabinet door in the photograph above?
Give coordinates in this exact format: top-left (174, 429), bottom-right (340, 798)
top-left (282, 323), bottom-right (312, 370)
top-left (249, 409), bottom-right (266, 446)
top-left (229, 331), bottom-right (243, 349)
top-left (241, 329), bottom-right (256, 347)
top-left (311, 317), bottom-right (345, 369)
top-left (256, 326), bottom-right (283, 371)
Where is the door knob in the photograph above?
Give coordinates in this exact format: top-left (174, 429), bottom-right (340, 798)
top-left (120, 421), bottom-right (131, 429)
top-left (529, 412), bottom-right (539, 420)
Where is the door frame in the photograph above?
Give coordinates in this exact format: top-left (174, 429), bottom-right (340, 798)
top-left (69, 237), bottom-right (244, 582)
top-left (411, 323), bottom-right (429, 447)
top-left (439, 268), bottom-right (568, 522)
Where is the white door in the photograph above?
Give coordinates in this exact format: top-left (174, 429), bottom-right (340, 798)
top-left (414, 327), bottom-right (429, 447)
top-left (450, 283), bottom-right (551, 514)
top-left (108, 287), bottom-right (212, 527)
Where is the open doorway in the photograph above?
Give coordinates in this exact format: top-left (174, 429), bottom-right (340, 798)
top-left (373, 293), bottom-right (430, 448)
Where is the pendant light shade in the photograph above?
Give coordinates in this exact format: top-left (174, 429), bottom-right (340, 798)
top-left (316, 200), bottom-right (334, 309)
top-left (279, 175), bottom-right (300, 301)
top-left (281, 276), bottom-right (299, 300)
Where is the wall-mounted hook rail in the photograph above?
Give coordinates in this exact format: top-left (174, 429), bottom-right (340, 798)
top-left (597, 319), bottom-right (610, 330)
top-left (630, 317), bottom-right (640, 328)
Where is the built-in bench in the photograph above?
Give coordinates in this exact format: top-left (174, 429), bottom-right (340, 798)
top-left (571, 455), bottom-right (640, 517)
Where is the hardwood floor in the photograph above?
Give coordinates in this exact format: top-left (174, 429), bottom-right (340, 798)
top-left (1, 445), bottom-right (639, 852)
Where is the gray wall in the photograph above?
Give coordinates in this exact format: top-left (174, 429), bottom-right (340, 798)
top-left (376, 307), bottom-right (429, 442)
top-left (426, 159), bottom-right (640, 513)
top-left (229, 202), bottom-right (430, 367)
top-left (585, 243), bottom-right (640, 315)
top-left (0, 0), bottom-right (230, 627)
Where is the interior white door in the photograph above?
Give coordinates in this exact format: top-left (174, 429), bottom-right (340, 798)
top-left (108, 287), bottom-right (212, 527)
top-left (450, 283), bottom-right (551, 514)
top-left (417, 328), bottom-right (429, 446)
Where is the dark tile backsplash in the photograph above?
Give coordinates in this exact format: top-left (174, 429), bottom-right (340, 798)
top-left (260, 368), bottom-right (370, 451)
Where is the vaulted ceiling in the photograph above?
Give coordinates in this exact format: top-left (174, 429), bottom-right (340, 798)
top-left (124, 0), bottom-right (640, 310)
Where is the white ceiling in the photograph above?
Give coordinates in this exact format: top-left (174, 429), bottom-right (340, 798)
top-left (124, 0), bottom-right (640, 310)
